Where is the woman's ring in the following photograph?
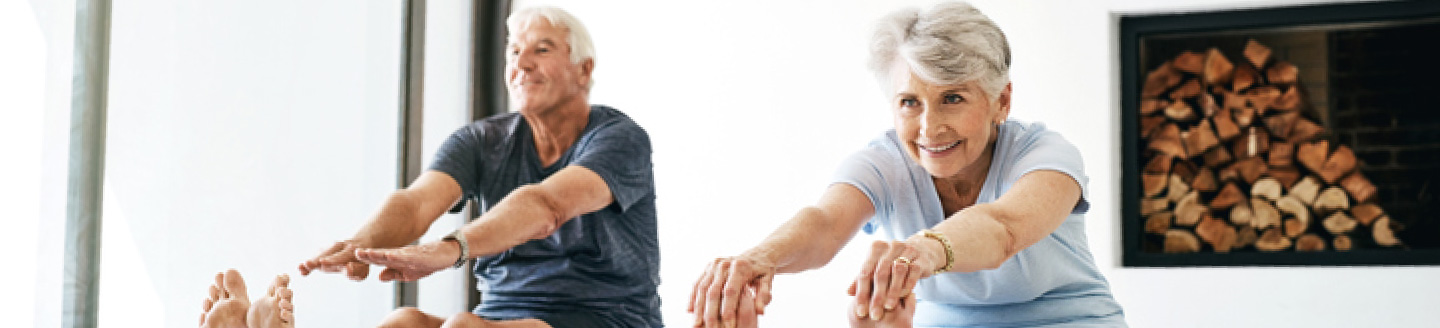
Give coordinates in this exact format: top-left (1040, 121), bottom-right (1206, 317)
top-left (894, 256), bottom-right (912, 265)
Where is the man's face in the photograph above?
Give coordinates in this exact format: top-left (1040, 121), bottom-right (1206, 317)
top-left (505, 18), bottom-right (591, 115)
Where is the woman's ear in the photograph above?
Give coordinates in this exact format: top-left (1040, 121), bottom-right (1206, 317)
top-left (994, 82), bottom-right (1013, 124)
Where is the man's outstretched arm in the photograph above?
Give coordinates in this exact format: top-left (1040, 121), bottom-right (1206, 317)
top-left (354, 165), bottom-right (614, 282)
top-left (297, 171), bottom-right (463, 280)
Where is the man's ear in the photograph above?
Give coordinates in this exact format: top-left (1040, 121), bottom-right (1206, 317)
top-left (994, 82), bottom-right (1013, 124)
top-left (578, 58), bottom-right (595, 87)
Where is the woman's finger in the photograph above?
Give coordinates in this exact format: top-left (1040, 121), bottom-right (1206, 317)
top-left (703, 260), bottom-right (731, 327)
top-left (854, 241), bottom-right (886, 319)
top-left (752, 272), bottom-right (774, 315)
top-left (719, 261), bottom-right (749, 327)
top-left (884, 257), bottom-right (911, 310)
top-left (690, 260), bottom-right (718, 326)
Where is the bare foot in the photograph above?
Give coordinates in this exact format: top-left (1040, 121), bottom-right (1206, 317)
top-left (200, 269), bottom-right (251, 328)
top-left (248, 274), bottom-right (296, 328)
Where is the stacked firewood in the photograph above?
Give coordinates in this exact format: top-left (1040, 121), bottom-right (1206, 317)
top-left (1139, 40), bottom-right (1403, 253)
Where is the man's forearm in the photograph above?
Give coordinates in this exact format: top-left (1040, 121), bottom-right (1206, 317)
top-left (350, 190), bottom-right (434, 248)
top-left (453, 185), bottom-right (564, 258)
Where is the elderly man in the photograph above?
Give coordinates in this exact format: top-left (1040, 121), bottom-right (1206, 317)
top-left (297, 6), bottom-right (660, 328)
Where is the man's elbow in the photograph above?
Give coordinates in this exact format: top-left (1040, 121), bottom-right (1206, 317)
top-left (511, 185), bottom-right (565, 239)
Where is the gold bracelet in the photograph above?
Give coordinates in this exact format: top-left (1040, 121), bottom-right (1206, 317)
top-left (919, 229), bottom-right (954, 275)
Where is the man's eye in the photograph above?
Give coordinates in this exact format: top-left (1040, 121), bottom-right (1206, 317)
top-left (536, 47), bottom-right (550, 53)
top-left (943, 94), bottom-right (965, 104)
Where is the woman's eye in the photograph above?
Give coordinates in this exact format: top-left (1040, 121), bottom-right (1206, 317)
top-left (943, 94), bottom-right (965, 104)
top-left (899, 99), bottom-right (919, 107)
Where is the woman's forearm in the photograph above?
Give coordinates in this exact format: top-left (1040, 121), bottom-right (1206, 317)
top-left (744, 206), bottom-right (865, 274)
top-left (910, 203), bottom-right (1015, 273)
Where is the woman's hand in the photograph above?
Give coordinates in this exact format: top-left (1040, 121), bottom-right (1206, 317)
top-left (848, 293), bottom-right (917, 328)
top-left (688, 255), bottom-right (776, 328)
top-left (352, 240), bottom-right (461, 282)
top-left (848, 240), bottom-right (933, 321)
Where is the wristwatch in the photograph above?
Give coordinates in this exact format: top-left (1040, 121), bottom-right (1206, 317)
top-left (441, 229), bottom-right (470, 269)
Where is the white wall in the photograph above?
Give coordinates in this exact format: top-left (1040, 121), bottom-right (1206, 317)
top-left (95, 0), bottom-right (404, 327)
top-left (519, 0), bottom-right (1440, 327)
top-left (0, 1), bottom-right (53, 327)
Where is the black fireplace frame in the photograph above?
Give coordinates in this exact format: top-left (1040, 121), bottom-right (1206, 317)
top-left (1119, 1), bottom-right (1440, 267)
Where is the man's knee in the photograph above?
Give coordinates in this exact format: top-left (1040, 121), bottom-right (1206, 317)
top-left (439, 312), bottom-right (487, 328)
top-left (377, 307), bottom-right (443, 328)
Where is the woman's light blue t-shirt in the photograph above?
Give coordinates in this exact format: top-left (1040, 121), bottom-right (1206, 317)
top-left (833, 120), bottom-right (1126, 327)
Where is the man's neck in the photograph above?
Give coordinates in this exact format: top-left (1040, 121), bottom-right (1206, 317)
top-left (524, 98), bottom-right (590, 167)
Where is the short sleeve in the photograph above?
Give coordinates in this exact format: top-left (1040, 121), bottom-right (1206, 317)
top-left (572, 119), bottom-right (654, 212)
top-left (1004, 128), bottom-right (1090, 214)
top-left (428, 124), bottom-right (483, 205)
top-left (831, 141), bottom-right (894, 235)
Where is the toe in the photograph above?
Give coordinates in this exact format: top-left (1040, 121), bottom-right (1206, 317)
top-left (280, 309), bottom-right (294, 323)
top-left (222, 269), bottom-right (249, 300)
top-left (280, 298), bottom-right (293, 311)
top-left (209, 284), bottom-right (220, 302)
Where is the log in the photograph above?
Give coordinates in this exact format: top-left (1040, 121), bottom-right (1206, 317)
top-left (1141, 98), bottom-right (1170, 115)
top-left (1250, 198), bottom-right (1282, 230)
top-left (1174, 161), bottom-right (1198, 185)
top-left (1141, 197), bottom-right (1170, 216)
top-left (1268, 166), bottom-right (1302, 189)
top-left (1265, 112), bottom-right (1318, 142)
top-left (1321, 145), bottom-right (1358, 184)
top-left (1323, 212), bottom-right (1357, 235)
top-left (1174, 51), bottom-right (1206, 74)
top-left (1334, 235), bottom-right (1353, 251)
top-left (1276, 195), bottom-right (1312, 230)
top-left (1235, 226), bottom-right (1258, 249)
top-left (1351, 203), bottom-right (1384, 227)
top-left (1141, 115), bottom-right (1167, 138)
top-left (1233, 106), bottom-right (1257, 128)
top-left (1244, 39), bottom-right (1272, 68)
top-left (1142, 155), bottom-right (1173, 197)
top-left (1165, 100), bottom-right (1197, 121)
top-left (1196, 215), bottom-right (1237, 252)
top-left (1230, 200), bottom-right (1253, 226)
top-left (1299, 143), bottom-right (1359, 184)
top-left (1183, 122), bottom-right (1220, 158)
top-left (1210, 182), bottom-right (1245, 209)
top-left (1150, 123), bottom-right (1186, 158)
top-left (1271, 85), bottom-right (1302, 111)
top-left (1170, 79), bottom-right (1204, 101)
top-left (1245, 86), bottom-right (1283, 115)
top-left (1232, 63), bottom-right (1258, 91)
top-left (1255, 229), bottom-right (1292, 251)
top-left (1167, 174), bottom-right (1192, 203)
top-left (1295, 234), bottom-right (1326, 252)
top-left (1313, 187), bottom-right (1351, 214)
top-left (1268, 141), bottom-right (1294, 167)
top-left (1290, 176), bottom-right (1323, 206)
top-left (1174, 191), bottom-right (1206, 227)
top-left (1373, 216), bottom-right (1401, 247)
top-left (1212, 108), bottom-right (1241, 141)
top-left (1143, 62), bottom-right (1183, 98)
top-left (1165, 229), bottom-right (1203, 253)
top-left (1203, 146), bottom-right (1234, 168)
top-left (1192, 167), bottom-right (1219, 192)
top-left (1341, 172), bottom-right (1378, 203)
top-left (1283, 218), bottom-right (1307, 238)
top-left (1268, 61), bottom-right (1299, 85)
top-left (1289, 119), bottom-right (1323, 142)
top-left (1146, 212), bottom-right (1172, 235)
top-left (1199, 92), bottom-right (1221, 117)
top-left (1233, 127), bottom-right (1270, 158)
top-left (1251, 178), bottom-right (1283, 201)
top-left (1231, 157), bottom-right (1268, 185)
top-left (1203, 48), bottom-right (1234, 86)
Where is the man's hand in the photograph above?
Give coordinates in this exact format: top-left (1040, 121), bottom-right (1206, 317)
top-left (354, 240), bottom-right (461, 282)
top-left (298, 240), bottom-right (372, 281)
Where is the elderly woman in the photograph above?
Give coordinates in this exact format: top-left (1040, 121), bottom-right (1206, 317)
top-left (688, 2), bottom-right (1125, 327)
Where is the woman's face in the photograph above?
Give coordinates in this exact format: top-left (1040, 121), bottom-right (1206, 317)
top-left (888, 66), bottom-right (1011, 180)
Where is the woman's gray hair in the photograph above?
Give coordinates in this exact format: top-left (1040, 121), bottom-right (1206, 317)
top-left (508, 6), bottom-right (596, 65)
top-left (868, 1), bottom-right (1011, 101)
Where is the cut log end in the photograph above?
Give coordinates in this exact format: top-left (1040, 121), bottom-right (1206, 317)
top-left (1164, 229), bottom-right (1203, 253)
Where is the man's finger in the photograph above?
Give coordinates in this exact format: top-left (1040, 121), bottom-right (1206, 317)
top-left (345, 261), bottom-right (369, 281)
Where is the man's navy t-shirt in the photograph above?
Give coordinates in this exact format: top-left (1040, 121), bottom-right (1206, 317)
top-left (428, 105), bottom-right (660, 327)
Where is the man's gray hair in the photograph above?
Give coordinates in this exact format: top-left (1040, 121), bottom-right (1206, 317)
top-left (868, 1), bottom-right (1011, 101)
top-left (508, 6), bottom-right (596, 65)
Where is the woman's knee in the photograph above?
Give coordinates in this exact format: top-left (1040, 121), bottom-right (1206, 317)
top-left (377, 307), bottom-right (444, 328)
